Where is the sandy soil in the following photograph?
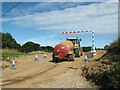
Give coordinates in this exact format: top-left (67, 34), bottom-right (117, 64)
top-left (1, 51), bottom-right (105, 88)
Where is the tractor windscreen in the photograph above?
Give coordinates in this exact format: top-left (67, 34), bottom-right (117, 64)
top-left (69, 39), bottom-right (79, 45)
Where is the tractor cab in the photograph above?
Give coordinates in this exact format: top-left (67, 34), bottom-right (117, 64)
top-left (66, 38), bottom-right (81, 49)
top-left (66, 37), bottom-right (83, 57)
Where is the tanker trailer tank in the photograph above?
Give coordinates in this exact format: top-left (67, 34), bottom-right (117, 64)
top-left (53, 41), bottom-right (74, 62)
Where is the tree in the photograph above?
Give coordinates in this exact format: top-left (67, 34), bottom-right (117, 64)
top-left (2, 32), bottom-right (21, 50)
top-left (1, 32), bottom-right (54, 53)
top-left (40, 46), bottom-right (54, 52)
top-left (21, 41), bottom-right (40, 53)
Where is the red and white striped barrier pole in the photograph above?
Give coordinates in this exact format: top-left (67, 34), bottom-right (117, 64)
top-left (60, 33), bottom-right (62, 43)
top-left (60, 30), bottom-right (96, 55)
top-left (92, 32), bottom-right (96, 55)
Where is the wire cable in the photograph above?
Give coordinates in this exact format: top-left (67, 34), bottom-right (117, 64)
top-left (2, 2), bottom-right (22, 16)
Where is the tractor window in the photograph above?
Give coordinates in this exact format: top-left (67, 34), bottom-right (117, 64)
top-left (76, 40), bottom-right (79, 44)
top-left (69, 39), bottom-right (79, 45)
top-left (70, 40), bottom-right (75, 45)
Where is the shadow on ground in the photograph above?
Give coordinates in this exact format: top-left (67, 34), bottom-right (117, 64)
top-left (49, 59), bottom-right (74, 63)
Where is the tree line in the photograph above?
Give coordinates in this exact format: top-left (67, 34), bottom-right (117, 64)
top-left (1, 32), bottom-right (107, 53)
top-left (1, 32), bottom-right (54, 53)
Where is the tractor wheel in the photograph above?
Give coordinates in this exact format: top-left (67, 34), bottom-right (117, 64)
top-left (75, 49), bottom-right (80, 57)
top-left (81, 52), bottom-right (83, 56)
top-left (68, 54), bottom-right (74, 61)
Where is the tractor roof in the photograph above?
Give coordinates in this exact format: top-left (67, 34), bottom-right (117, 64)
top-left (67, 38), bottom-right (78, 40)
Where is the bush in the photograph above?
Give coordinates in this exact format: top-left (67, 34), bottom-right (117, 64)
top-left (21, 42), bottom-right (40, 53)
top-left (85, 38), bottom-right (120, 88)
top-left (107, 38), bottom-right (120, 55)
top-left (86, 61), bottom-right (120, 88)
top-left (109, 55), bottom-right (120, 62)
top-left (104, 45), bottom-right (109, 50)
top-left (82, 46), bottom-right (91, 52)
top-left (40, 46), bottom-right (54, 53)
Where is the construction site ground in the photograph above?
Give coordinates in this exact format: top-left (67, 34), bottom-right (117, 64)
top-left (1, 50), bottom-right (106, 88)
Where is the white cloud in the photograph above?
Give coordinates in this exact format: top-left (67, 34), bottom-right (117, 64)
top-left (3, 2), bottom-right (93, 18)
top-left (2, 0), bottom-right (109, 2)
top-left (107, 0), bottom-right (119, 2)
top-left (3, 2), bottom-right (118, 34)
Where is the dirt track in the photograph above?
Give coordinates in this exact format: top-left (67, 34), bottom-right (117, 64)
top-left (2, 51), bottom-right (104, 88)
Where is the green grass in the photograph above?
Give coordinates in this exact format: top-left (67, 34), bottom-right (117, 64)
top-left (0, 59), bottom-right (2, 61)
top-left (2, 49), bottom-right (34, 63)
top-left (90, 83), bottom-right (95, 88)
top-left (0, 65), bottom-right (9, 69)
top-left (2, 49), bottom-right (34, 59)
top-left (1, 49), bottom-right (47, 69)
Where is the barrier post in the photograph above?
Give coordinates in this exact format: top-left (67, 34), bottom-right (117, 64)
top-left (35, 53), bottom-right (37, 61)
top-left (44, 53), bottom-right (46, 58)
top-left (85, 53), bottom-right (88, 62)
top-left (12, 57), bottom-right (15, 68)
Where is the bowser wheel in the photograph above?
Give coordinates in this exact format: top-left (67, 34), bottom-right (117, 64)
top-left (75, 49), bottom-right (80, 57)
top-left (68, 54), bottom-right (74, 61)
top-left (52, 53), bottom-right (56, 61)
top-left (52, 53), bottom-right (60, 62)
top-left (53, 56), bottom-right (59, 62)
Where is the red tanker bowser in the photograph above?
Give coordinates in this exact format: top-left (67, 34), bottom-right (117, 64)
top-left (53, 38), bottom-right (83, 62)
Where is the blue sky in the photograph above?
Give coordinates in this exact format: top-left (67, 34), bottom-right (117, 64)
top-left (2, 1), bottom-right (118, 48)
